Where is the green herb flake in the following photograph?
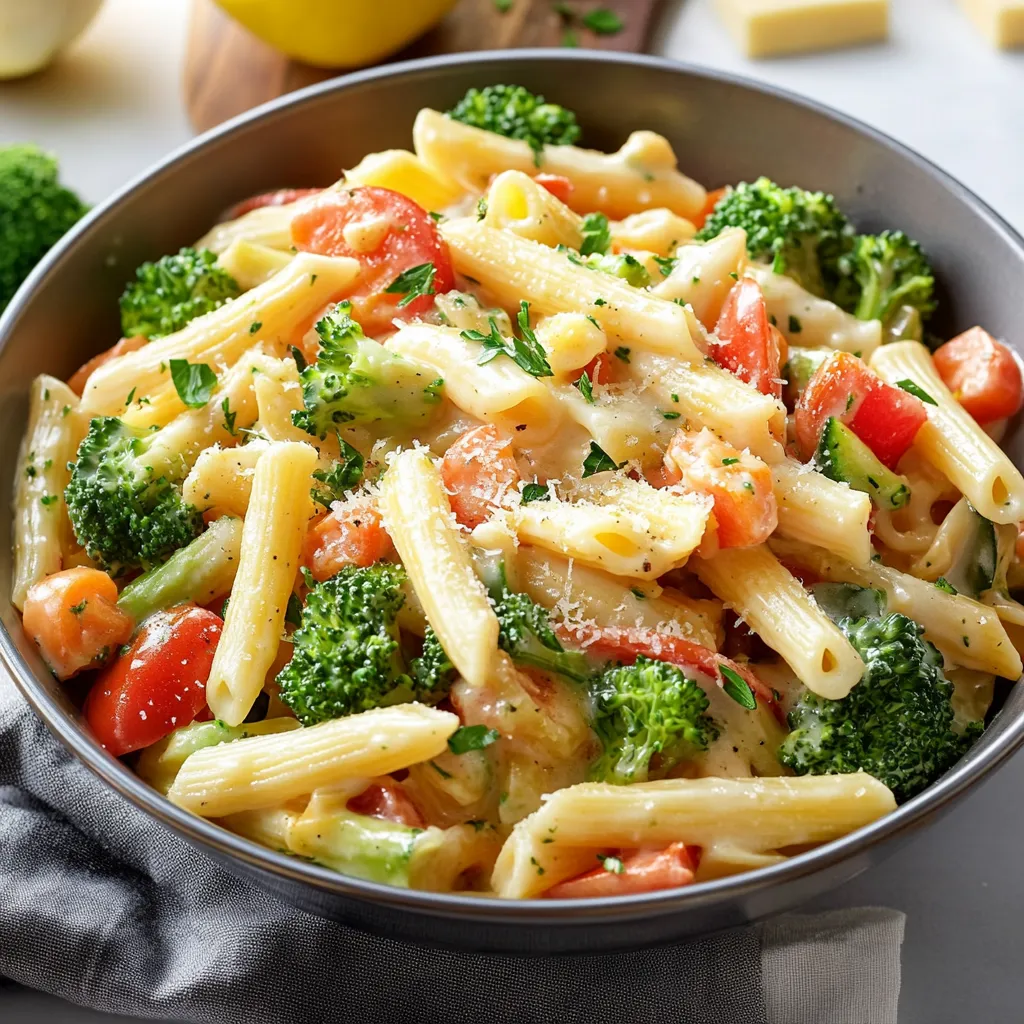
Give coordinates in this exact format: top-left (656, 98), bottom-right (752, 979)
top-left (896, 378), bottom-right (938, 406)
top-left (582, 440), bottom-right (621, 478)
top-left (169, 358), bottom-right (217, 408)
top-left (788, 315), bottom-right (802, 334)
top-left (431, 761), bottom-right (453, 780)
top-left (284, 593), bottom-right (303, 627)
top-left (448, 724), bottom-right (501, 754)
top-left (934, 577), bottom-right (957, 595)
top-left (40, 494), bottom-right (58, 507)
top-left (613, 346), bottom-right (631, 363)
top-left (521, 482), bottom-right (551, 503)
top-left (125, 387), bottom-right (136, 406)
top-left (597, 853), bottom-right (625, 873)
top-left (721, 665), bottom-right (757, 709)
top-left (721, 456), bottom-right (740, 465)
top-left (463, 302), bottom-right (553, 378)
top-left (311, 438), bottom-right (365, 510)
top-left (579, 212), bottom-right (612, 257)
top-left (576, 369), bottom-right (595, 404)
top-left (384, 261), bottom-right (437, 308)
top-left (249, 320), bottom-right (262, 334)
top-left (593, 297), bottom-right (607, 306)
top-left (221, 397), bottom-right (237, 436)
top-left (630, 587), bottom-right (646, 600)
top-left (653, 255), bottom-right (677, 277)
top-left (663, 411), bottom-right (681, 420)
top-left (69, 600), bottom-right (88, 616)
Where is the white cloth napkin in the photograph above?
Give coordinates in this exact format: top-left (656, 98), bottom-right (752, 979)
top-left (0, 675), bottom-right (904, 1024)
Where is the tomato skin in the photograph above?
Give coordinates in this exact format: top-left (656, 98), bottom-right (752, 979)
top-left (225, 187), bottom-right (322, 220)
top-left (933, 327), bottom-right (1024, 426)
top-left (348, 781), bottom-right (425, 828)
top-left (440, 424), bottom-right (521, 530)
top-left (23, 568), bottom-right (134, 681)
top-left (291, 186), bottom-right (455, 335)
top-left (557, 623), bottom-right (778, 712)
top-left (83, 605), bottom-right (222, 757)
top-left (533, 173), bottom-right (574, 204)
top-left (712, 279), bottom-right (782, 399)
top-left (794, 351), bottom-right (927, 468)
top-left (545, 843), bottom-right (698, 899)
top-left (664, 428), bottom-right (777, 549)
top-left (691, 187), bottom-right (728, 230)
top-left (303, 500), bottom-right (393, 582)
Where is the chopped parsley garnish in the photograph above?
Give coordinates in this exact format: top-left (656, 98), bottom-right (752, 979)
top-left (613, 346), bottom-right (631, 363)
top-left (934, 577), bottom-right (957, 595)
top-left (169, 358), bottom-right (217, 408)
top-left (663, 411), bottom-right (681, 420)
top-left (653, 255), bottom-right (677, 277)
top-left (69, 600), bottom-right (88, 616)
top-left (582, 441), bottom-right (621, 478)
top-left (448, 724), bottom-right (501, 754)
top-left (384, 261), bottom-right (437, 308)
top-left (721, 665), bottom-right (757, 709)
top-left (249, 321), bottom-right (262, 334)
top-left (579, 212), bottom-right (611, 256)
top-left (463, 302), bottom-right (553, 378)
top-left (896, 378), bottom-right (937, 406)
top-left (284, 593), bottom-right (303, 627)
top-left (521, 482), bottom-right (551, 504)
top-left (310, 438), bottom-right (365, 510)
top-left (576, 369), bottom-right (595, 404)
top-left (722, 456), bottom-right (740, 465)
top-left (221, 397), bottom-right (237, 435)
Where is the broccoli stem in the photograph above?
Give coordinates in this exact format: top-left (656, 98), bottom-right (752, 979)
top-left (117, 516), bottom-right (243, 624)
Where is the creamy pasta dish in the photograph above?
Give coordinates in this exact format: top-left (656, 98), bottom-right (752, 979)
top-left (13, 86), bottom-right (1024, 899)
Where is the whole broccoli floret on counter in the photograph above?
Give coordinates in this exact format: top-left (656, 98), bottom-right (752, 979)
top-left (292, 304), bottom-right (443, 440)
top-left (779, 589), bottom-right (981, 802)
top-left (589, 656), bottom-right (718, 785)
top-left (696, 176), bottom-right (854, 297)
top-left (447, 84), bottom-right (581, 159)
top-left (277, 564), bottom-right (452, 725)
top-left (119, 247), bottom-right (240, 339)
top-left (833, 229), bottom-right (936, 330)
top-left (0, 144), bottom-right (88, 310)
top-left (65, 416), bottom-right (202, 574)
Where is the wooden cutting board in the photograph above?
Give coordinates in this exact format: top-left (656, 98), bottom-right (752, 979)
top-left (184, 0), bottom-right (662, 133)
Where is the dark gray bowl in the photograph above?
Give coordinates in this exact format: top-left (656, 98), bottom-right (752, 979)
top-left (2, 50), bottom-right (1023, 955)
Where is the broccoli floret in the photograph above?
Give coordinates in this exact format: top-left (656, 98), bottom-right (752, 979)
top-left (833, 230), bottom-right (936, 329)
top-left (447, 84), bottom-right (581, 160)
top-left (277, 564), bottom-right (452, 725)
top-left (696, 176), bottom-right (854, 297)
top-left (779, 595), bottom-right (981, 802)
top-left (65, 417), bottom-right (202, 574)
top-left (481, 563), bottom-right (594, 684)
top-left (119, 247), bottom-right (240, 339)
top-left (0, 145), bottom-right (88, 310)
top-left (292, 304), bottom-right (441, 440)
top-left (589, 656), bottom-right (718, 784)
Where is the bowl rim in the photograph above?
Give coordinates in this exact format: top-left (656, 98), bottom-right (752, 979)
top-left (3, 47), bottom-right (1024, 926)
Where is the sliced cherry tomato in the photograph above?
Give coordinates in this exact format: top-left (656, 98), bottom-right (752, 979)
top-left (225, 187), bottom-right (322, 220)
top-left (291, 186), bottom-right (455, 335)
top-left (933, 326), bottom-right (1024, 426)
top-left (83, 605), bottom-right (222, 757)
top-left (557, 623), bottom-right (778, 712)
top-left (712, 279), bottom-right (782, 399)
top-left (663, 427), bottom-right (777, 549)
top-left (691, 187), bottom-right (728, 231)
top-left (348, 781), bottom-right (425, 828)
top-left (580, 351), bottom-right (613, 386)
top-left (303, 500), bottom-right (393, 582)
top-left (545, 843), bottom-right (698, 899)
top-left (533, 173), bottom-right (574, 205)
top-left (440, 424), bottom-right (521, 530)
top-left (67, 335), bottom-right (148, 396)
top-left (794, 351), bottom-right (927, 468)
top-left (23, 568), bottom-right (134, 681)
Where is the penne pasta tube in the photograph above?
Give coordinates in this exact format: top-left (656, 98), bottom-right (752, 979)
top-left (182, 441), bottom-right (267, 516)
top-left (772, 459), bottom-right (873, 567)
top-left (611, 208), bottom-right (697, 256)
top-left (168, 704), bottom-right (459, 816)
top-left (483, 170), bottom-right (584, 249)
top-left (344, 149), bottom-right (464, 211)
top-left (12, 376), bottom-right (86, 609)
top-left (440, 219), bottom-right (703, 361)
top-left (870, 341), bottom-right (1024, 524)
top-left (652, 229), bottom-right (748, 328)
top-left (491, 774), bottom-right (896, 897)
top-left (81, 254), bottom-right (359, 425)
top-left (695, 544), bottom-right (865, 699)
top-left (379, 448), bottom-right (499, 687)
top-left (535, 313), bottom-right (607, 379)
top-left (205, 441), bottom-right (317, 725)
top-left (216, 239), bottom-right (294, 290)
top-left (769, 537), bottom-right (1024, 679)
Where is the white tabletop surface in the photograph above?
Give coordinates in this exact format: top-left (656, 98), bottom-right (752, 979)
top-left (2, 1), bottom-right (1023, 1021)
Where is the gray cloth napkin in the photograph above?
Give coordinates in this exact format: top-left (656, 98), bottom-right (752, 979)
top-left (0, 675), bottom-right (904, 1024)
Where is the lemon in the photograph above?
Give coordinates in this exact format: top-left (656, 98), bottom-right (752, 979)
top-left (213, 0), bottom-right (458, 68)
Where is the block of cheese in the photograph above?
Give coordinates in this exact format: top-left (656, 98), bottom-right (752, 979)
top-left (715, 0), bottom-right (889, 58)
top-left (958, 0), bottom-right (1024, 47)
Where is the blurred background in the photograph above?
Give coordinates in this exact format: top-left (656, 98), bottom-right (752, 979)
top-left (0, 0), bottom-right (1021, 229)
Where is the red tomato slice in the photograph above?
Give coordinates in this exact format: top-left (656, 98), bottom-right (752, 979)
top-left (691, 186), bottom-right (728, 230)
top-left (556, 623), bottom-right (778, 714)
top-left (348, 781), bottom-right (425, 828)
top-left (83, 605), bottom-right (222, 757)
top-left (933, 326), bottom-right (1024, 426)
top-left (533, 173), bottom-right (574, 204)
top-left (225, 187), bottom-right (322, 220)
top-left (440, 424), bottom-right (521, 530)
top-left (794, 351), bottom-right (927, 468)
top-left (545, 843), bottom-right (698, 899)
top-left (291, 186), bottom-right (455, 335)
top-left (712, 279), bottom-right (782, 399)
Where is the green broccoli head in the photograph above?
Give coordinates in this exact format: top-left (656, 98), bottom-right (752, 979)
top-left (833, 229), bottom-right (936, 329)
top-left (589, 656), bottom-right (718, 785)
top-left (0, 145), bottom-right (88, 310)
top-left (119, 247), bottom-right (240, 339)
top-left (447, 85), bottom-right (581, 160)
top-left (65, 417), bottom-right (202, 574)
top-left (292, 304), bottom-right (443, 440)
top-left (779, 591), bottom-right (981, 802)
top-left (277, 563), bottom-right (454, 725)
top-left (696, 176), bottom-right (854, 297)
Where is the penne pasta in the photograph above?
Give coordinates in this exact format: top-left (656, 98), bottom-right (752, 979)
top-left (344, 149), bottom-right (464, 211)
top-left (483, 170), bottom-right (584, 249)
top-left (652, 229), bottom-right (748, 328)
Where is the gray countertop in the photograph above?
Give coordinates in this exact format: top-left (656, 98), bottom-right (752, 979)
top-left (2, 0), bottom-right (1022, 1020)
